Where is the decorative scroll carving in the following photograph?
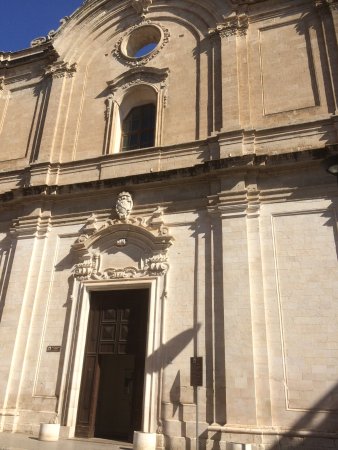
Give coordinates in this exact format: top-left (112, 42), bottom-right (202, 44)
top-left (31, 30), bottom-right (56, 47)
top-left (112, 21), bottom-right (170, 67)
top-left (0, 77), bottom-right (4, 91)
top-left (73, 252), bottom-right (169, 281)
top-left (103, 267), bottom-right (138, 279)
top-left (209, 13), bottom-right (249, 38)
top-left (45, 61), bottom-right (77, 79)
top-left (132, 0), bottom-right (152, 16)
top-left (144, 254), bottom-right (169, 276)
top-left (74, 253), bottom-right (100, 281)
top-left (31, 37), bottom-right (49, 47)
top-left (60, 16), bottom-right (70, 26)
top-left (116, 192), bottom-right (133, 221)
top-left (83, 213), bottom-right (99, 234)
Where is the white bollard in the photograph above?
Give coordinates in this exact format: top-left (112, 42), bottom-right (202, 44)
top-left (133, 431), bottom-right (157, 450)
top-left (38, 423), bottom-right (61, 441)
top-left (228, 444), bottom-right (252, 450)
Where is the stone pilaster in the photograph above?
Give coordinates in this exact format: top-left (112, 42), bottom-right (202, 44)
top-left (245, 173), bottom-right (272, 427)
top-left (209, 14), bottom-right (248, 132)
top-left (207, 176), bottom-right (261, 427)
top-left (37, 62), bottom-right (77, 164)
top-left (0, 212), bottom-right (52, 432)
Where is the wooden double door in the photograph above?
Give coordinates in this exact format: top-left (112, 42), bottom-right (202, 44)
top-left (76, 289), bottom-right (149, 441)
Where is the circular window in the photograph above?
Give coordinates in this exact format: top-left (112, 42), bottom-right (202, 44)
top-left (113, 22), bottom-right (170, 66)
top-left (121, 24), bottom-right (163, 60)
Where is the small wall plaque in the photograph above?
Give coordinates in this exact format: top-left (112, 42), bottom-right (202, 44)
top-left (47, 346), bottom-right (61, 353)
top-left (190, 357), bottom-right (203, 387)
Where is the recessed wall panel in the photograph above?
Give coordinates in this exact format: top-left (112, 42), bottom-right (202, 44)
top-left (260, 21), bottom-right (318, 115)
top-left (272, 210), bottom-right (338, 411)
top-left (0, 86), bottom-right (39, 161)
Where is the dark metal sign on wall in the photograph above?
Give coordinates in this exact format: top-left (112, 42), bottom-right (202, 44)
top-left (47, 346), bottom-right (61, 353)
top-left (190, 357), bottom-right (203, 387)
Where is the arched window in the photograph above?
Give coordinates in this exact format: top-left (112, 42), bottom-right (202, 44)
top-left (121, 103), bottom-right (156, 151)
top-left (105, 70), bottom-right (169, 154)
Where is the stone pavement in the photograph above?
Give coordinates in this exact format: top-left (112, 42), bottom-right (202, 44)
top-left (0, 433), bottom-right (133, 450)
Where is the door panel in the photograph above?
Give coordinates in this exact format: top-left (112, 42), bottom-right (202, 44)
top-left (75, 289), bottom-right (148, 440)
top-left (95, 355), bottom-right (135, 439)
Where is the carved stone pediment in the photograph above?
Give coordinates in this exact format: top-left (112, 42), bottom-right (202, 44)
top-left (107, 67), bottom-right (169, 96)
top-left (72, 206), bottom-right (173, 282)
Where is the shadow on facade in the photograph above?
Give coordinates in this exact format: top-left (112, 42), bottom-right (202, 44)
top-left (321, 195), bottom-right (338, 261)
top-left (190, 211), bottom-right (227, 427)
top-left (146, 325), bottom-right (201, 375)
top-left (55, 275), bottom-right (76, 415)
top-left (29, 79), bottom-right (52, 163)
top-left (0, 236), bottom-right (16, 323)
top-left (267, 382), bottom-right (338, 450)
top-left (284, 4), bottom-right (338, 117)
top-left (192, 34), bottom-right (222, 137)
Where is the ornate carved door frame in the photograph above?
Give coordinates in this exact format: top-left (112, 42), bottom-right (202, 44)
top-left (65, 278), bottom-right (163, 437)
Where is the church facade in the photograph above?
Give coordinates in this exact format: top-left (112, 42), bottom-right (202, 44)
top-left (0, 0), bottom-right (338, 449)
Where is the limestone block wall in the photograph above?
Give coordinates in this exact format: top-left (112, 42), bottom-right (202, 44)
top-left (0, 162), bottom-right (334, 450)
top-left (0, 0), bottom-right (337, 185)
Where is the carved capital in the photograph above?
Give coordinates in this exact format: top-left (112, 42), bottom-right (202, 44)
top-left (315, 0), bottom-right (338, 10)
top-left (144, 253), bottom-right (169, 276)
top-left (132, 0), bottom-right (152, 16)
top-left (104, 94), bottom-right (114, 120)
top-left (209, 13), bottom-right (249, 38)
top-left (74, 253), bottom-right (100, 281)
top-left (45, 61), bottom-right (77, 79)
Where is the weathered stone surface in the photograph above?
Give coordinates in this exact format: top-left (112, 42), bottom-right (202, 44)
top-left (0, 1), bottom-right (337, 449)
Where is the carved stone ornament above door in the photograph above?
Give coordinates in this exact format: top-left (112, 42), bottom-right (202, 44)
top-left (72, 193), bottom-right (173, 282)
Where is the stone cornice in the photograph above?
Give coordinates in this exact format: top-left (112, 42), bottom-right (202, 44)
top-left (0, 147), bottom-right (334, 208)
top-left (230, 0), bottom-right (267, 4)
top-left (0, 45), bottom-right (57, 70)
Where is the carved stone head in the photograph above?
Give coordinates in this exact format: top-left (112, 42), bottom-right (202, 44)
top-left (116, 191), bottom-right (133, 220)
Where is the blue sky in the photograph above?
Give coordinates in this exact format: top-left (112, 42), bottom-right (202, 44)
top-left (0, 0), bottom-right (84, 52)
